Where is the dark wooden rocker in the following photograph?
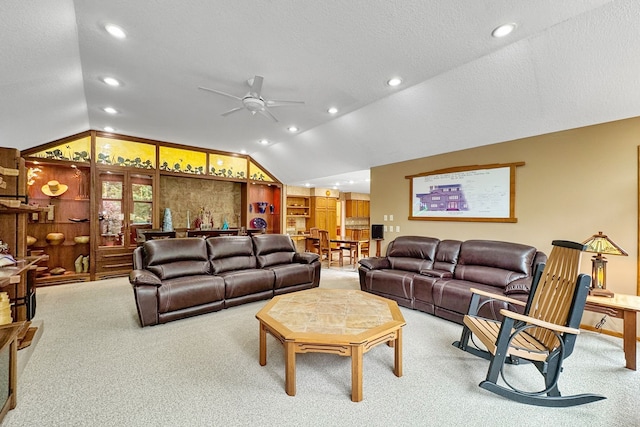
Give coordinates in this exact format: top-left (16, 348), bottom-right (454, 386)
top-left (453, 240), bottom-right (606, 407)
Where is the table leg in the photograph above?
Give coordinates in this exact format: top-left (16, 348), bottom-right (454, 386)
top-left (259, 322), bottom-right (267, 366)
top-left (623, 310), bottom-right (637, 370)
top-left (351, 344), bottom-right (364, 402)
top-left (394, 328), bottom-right (403, 377)
top-left (285, 341), bottom-right (296, 396)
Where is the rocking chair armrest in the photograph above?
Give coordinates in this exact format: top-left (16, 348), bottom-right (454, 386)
top-left (499, 309), bottom-right (581, 335)
top-left (469, 287), bottom-right (526, 307)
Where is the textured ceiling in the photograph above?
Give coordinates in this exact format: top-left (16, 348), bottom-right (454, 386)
top-left (2, 0), bottom-right (638, 193)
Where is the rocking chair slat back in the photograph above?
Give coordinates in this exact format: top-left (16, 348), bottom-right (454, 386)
top-left (527, 242), bottom-right (583, 351)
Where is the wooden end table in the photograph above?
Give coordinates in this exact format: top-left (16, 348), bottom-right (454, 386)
top-left (585, 293), bottom-right (640, 370)
top-left (256, 288), bottom-right (405, 402)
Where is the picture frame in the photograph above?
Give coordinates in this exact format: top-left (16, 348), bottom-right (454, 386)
top-left (406, 162), bottom-right (524, 222)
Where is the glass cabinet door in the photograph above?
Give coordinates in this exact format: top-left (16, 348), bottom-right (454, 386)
top-left (98, 171), bottom-right (154, 248)
top-left (99, 172), bottom-right (125, 247)
top-left (129, 174), bottom-right (153, 246)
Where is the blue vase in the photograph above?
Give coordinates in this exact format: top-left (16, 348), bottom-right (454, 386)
top-left (163, 208), bottom-right (173, 231)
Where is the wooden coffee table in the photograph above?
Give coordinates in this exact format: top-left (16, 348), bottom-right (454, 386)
top-left (255, 288), bottom-right (406, 402)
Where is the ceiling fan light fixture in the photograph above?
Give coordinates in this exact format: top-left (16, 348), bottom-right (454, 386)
top-left (387, 77), bottom-right (402, 87)
top-left (103, 106), bottom-right (118, 114)
top-left (328, 107), bottom-right (338, 115)
top-left (105, 24), bottom-right (127, 39)
top-left (103, 126), bottom-right (115, 132)
top-left (491, 23), bottom-right (516, 38)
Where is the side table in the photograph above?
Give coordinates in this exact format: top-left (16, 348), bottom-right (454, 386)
top-left (584, 293), bottom-right (640, 370)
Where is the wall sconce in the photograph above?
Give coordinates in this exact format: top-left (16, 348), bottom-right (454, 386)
top-left (582, 231), bottom-right (628, 297)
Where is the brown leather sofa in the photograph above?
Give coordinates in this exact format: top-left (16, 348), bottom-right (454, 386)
top-left (358, 236), bottom-right (547, 324)
top-left (130, 234), bottom-right (321, 326)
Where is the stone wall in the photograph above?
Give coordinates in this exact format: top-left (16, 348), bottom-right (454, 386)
top-left (160, 175), bottom-right (242, 229)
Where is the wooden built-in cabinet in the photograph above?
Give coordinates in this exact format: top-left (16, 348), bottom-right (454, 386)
top-left (345, 200), bottom-right (370, 218)
top-left (19, 131), bottom-right (284, 283)
top-left (244, 183), bottom-right (281, 234)
top-left (0, 148), bottom-right (46, 321)
top-left (310, 196), bottom-right (337, 239)
top-left (25, 162), bottom-right (91, 285)
top-left (94, 169), bottom-right (156, 279)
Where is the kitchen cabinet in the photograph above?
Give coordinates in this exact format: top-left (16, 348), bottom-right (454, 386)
top-left (310, 196), bottom-right (337, 239)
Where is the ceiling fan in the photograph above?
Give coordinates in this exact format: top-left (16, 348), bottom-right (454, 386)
top-left (198, 75), bottom-right (304, 122)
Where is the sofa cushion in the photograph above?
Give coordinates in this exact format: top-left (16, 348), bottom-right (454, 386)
top-left (455, 240), bottom-right (537, 288)
top-left (432, 239), bottom-right (461, 273)
top-left (207, 236), bottom-right (257, 273)
top-left (144, 238), bottom-right (210, 280)
top-left (387, 236), bottom-right (439, 272)
top-left (157, 275), bottom-right (225, 313)
top-left (363, 269), bottom-right (416, 300)
top-left (219, 269), bottom-right (274, 299)
top-left (253, 234), bottom-right (296, 268)
top-left (265, 263), bottom-right (317, 290)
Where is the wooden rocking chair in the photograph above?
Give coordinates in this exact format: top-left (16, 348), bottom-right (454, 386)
top-left (453, 240), bottom-right (606, 407)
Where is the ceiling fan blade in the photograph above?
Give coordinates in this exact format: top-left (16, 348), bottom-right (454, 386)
top-left (221, 106), bottom-right (245, 116)
top-left (266, 100), bottom-right (305, 108)
top-left (249, 75), bottom-right (264, 98)
top-left (257, 108), bottom-right (278, 123)
top-left (198, 86), bottom-right (243, 101)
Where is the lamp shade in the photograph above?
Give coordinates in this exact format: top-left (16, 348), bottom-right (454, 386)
top-left (582, 231), bottom-right (628, 256)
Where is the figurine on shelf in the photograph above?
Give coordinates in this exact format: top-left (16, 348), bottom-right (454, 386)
top-left (196, 207), bottom-right (214, 230)
top-left (222, 218), bottom-right (229, 230)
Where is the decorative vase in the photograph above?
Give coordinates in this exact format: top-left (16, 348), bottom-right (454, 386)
top-left (163, 208), bottom-right (173, 231)
top-left (269, 204), bottom-right (274, 214)
top-left (46, 232), bottom-right (65, 245)
top-left (257, 202), bottom-right (268, 214)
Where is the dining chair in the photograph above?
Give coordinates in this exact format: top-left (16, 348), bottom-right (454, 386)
top-left (319, 229), bottom-right (342, 268)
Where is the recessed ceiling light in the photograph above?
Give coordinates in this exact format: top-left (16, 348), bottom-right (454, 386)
top-left (387, 77), bottom-right (402, 87)
top-left (103, 107), bottom-right (118, 114)
top-left (304, 183), bottom-right (310, 187)
top-left (287, 126), bottom-right (299, 133)
top-left (328, 107), bottom-right (338, 114)
top-left (101, 77), bottom-right (121, 87)
top-left (240, 149), bottom-right (247, 154)
top-left (105, 24), bottom-right (126, 39)
top-left (491, 23), bottom-right (516, 38)
top-left (258, 139), bottom-right (269, 145)
top-left (103, 126), bottom-right (115, 132)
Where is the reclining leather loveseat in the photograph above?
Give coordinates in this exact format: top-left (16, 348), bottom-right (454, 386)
top-left (130, 234), bottom-right (321, 326)
top-left (358, 236), bottom-right (546, 324)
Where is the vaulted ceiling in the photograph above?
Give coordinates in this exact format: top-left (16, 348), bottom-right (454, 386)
top-left (2, 1), bottom-right (638, 193)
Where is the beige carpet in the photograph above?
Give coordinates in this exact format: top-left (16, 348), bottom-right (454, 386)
top-left (4, 267), bottom-right (639, 426)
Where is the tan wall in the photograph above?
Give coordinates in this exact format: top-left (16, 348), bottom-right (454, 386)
top-left (371, 116), bottom-right (640, 335)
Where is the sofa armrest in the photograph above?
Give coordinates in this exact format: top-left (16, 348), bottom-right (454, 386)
top-left (358, 257), bottom-right (390, 270)
top-left (293, 252), bottom-right (320, 264)
top-left (129, 269), bottom-right (162, 287)
top-left (420, 269), bottom-right (453, 278)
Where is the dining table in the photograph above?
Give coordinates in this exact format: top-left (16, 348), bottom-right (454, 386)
top-left (330, 236), bottom-right (369, 267)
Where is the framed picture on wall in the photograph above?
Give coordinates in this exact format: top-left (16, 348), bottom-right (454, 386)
top-left (406, 162), bottom-right (524, 222)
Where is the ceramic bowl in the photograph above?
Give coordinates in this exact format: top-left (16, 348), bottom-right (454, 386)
top-left (46, 232), bottom-right (65, 245)
top-left (26, 235), bottom-right (37, 246)
top-left (74, 235), bottom-right (90, 244)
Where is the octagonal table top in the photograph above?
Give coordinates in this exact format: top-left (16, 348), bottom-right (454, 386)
top-left (256, 288), bottom-right (405, 344)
